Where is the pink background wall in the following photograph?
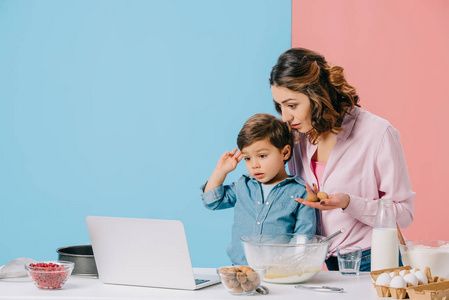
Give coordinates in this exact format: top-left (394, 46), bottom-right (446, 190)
top-left (292, 0), bottom-right (449, 241)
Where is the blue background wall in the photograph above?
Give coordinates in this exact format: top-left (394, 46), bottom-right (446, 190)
top-left (0, 0), bottom-right (291, 267)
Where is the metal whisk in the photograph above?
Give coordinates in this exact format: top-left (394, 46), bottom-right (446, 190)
top-left (286, 228), bottom-right (346, 268)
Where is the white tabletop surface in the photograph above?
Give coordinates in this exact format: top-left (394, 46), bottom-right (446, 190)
top-left (0, 268), bottom-right (382, 300)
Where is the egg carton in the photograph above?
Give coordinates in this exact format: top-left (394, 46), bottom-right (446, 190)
top-left (406, 281), bottom-right (449, 300)
top-left (370, 266), bottom-right (449, 300)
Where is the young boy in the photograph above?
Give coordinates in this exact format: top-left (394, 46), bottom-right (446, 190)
top-left (200, 113), bottom-right (316, 265)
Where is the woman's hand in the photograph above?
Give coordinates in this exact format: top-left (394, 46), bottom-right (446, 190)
top-left (295, 184), bottom-right (350, 210)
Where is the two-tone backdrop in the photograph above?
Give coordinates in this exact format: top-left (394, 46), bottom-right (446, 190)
top-left (2, 0), bottom-right (448, 268)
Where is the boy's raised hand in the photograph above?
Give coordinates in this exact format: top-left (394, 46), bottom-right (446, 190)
top-left (204, 148), bottom-right (243, 192)
top-left (216, 148), bottom-right (243, 174)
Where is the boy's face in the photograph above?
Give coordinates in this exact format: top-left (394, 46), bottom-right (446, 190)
top-left (241, 138), bottom-right (290, 185)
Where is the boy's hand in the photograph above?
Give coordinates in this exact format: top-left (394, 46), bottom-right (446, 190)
top-left (204, 148), bottom-right (243, 193)
top-left (215, 148), bottom-right (243, 174)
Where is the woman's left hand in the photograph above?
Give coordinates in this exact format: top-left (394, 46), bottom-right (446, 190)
top-left (296, 184), bottom-right (350, 210)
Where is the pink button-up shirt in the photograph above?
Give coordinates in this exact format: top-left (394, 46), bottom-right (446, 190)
top-left (288, 107), bottom-right (415, 257)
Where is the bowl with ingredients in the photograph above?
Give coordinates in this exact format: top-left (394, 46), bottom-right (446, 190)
top-left (217, 266), bottom-right (265, 295)
top-left (25, 261), bottom-right (74, 289)
top-left (242, 234), bottom-right (329, 284)
top-left (399, 240), bottom-right (449, 278)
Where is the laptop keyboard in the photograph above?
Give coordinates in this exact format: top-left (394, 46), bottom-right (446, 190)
top-left (195, 279), bottom-right (210, 285)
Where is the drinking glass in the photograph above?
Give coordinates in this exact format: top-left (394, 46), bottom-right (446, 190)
top-left (337, 246), bottom-right (362, 275)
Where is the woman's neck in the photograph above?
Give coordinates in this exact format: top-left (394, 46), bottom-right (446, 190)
top-left (312, 132), bottom-right (337, 163)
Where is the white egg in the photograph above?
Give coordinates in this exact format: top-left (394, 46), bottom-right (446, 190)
top-left (414, 271), bottom-right (428, 285)
top-left (376, 273), bottom-right (392, 286)
top-left (389, 271), bottom-right (396, 278)
top-left (399, 270), bottom-right (407, 276)
top-left (390, 276), bottom-right (407, 288)
top-left (403, 273), bottom-right (419, 286)
top-left (410, 268), bottom-right (418, 274)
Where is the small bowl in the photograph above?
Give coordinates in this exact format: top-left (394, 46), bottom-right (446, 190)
top-left (217, 266), bottom-right (266, 295)
top-left (25, 261), bottom-right (74, 289)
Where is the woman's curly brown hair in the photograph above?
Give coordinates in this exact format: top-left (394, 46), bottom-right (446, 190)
top-left (269, 48), bottom-right (360, 145)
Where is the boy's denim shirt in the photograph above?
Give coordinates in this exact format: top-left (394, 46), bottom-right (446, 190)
top-left (200, 174), bottom-right (316, 265)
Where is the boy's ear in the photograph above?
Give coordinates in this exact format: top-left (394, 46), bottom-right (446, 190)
top-left (282, 145), bottom-right (291, 160)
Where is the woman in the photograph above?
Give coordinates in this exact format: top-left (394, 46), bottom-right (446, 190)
top-left (269, 48), bottom-right (415, 271)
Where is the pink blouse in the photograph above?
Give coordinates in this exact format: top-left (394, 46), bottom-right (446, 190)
top-left (288, 107), bottom-right (415, 257)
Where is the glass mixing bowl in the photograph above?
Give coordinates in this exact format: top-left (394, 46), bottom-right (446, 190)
top-left (241, 234), bottom-right (329, 284)
top-left (399, 240), bottom-right (449, 278)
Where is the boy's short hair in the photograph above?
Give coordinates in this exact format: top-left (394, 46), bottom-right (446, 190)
top-left (237, 113), bottom-right (294, 162)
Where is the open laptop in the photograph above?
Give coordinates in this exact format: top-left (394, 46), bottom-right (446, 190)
top-left (86, 216), bottom-right (221, 290)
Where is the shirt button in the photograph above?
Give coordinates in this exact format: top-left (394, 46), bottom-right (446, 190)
top-left (291, 195), bottom-right (294, 198)
top-left (256, 222), bottom-right (261, 225)
top-left (266, 202), bottom-right (270, 205)
top-left (257, 201), bottom-right (260, 205)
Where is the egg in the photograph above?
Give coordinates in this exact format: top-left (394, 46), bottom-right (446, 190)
top-left (403, 273), bottom-right (419, 286)
top-left (389, 271), bottom-right (396, 278)
top-left (414, 271), bottom-right (428, 285)
top-left (317, 192), bottom-right (329, 200)
top-left (376, 273), bottom-right (392, 286)
top-left (306, 194), bottom-right (319, 202)
top-left (399, 270), bottom-right (408, 276)
top-left (410, 268), bottom-right (419, 274)
top-left (390, 276), bottom-right (407, 288)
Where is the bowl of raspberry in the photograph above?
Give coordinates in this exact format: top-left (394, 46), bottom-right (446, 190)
top-left (25, 261), bottom-right (74, 289)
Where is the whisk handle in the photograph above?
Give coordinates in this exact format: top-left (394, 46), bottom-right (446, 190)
top-left (321, 228), bottom-right (345, 243)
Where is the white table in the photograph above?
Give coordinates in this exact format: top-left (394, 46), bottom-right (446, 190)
top-left (0, 268), bottom-right (382, 299)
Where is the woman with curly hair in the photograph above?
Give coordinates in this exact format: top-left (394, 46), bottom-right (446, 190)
top-left (269, 48), bottom-right (415, 271)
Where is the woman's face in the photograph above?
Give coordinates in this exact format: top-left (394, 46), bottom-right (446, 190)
top-left (271, 85), bottom-right (313, 133)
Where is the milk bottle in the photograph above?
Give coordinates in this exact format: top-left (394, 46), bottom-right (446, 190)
top-left (371, 199), bottom-right (399, 271)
